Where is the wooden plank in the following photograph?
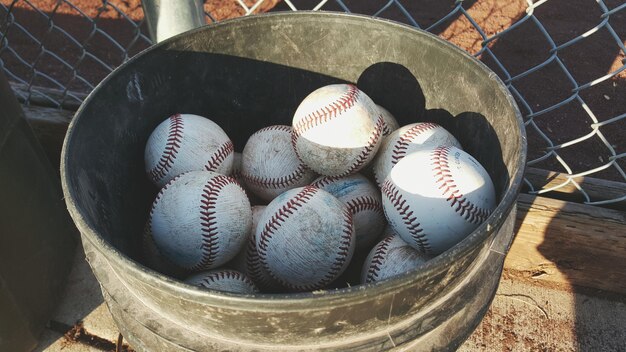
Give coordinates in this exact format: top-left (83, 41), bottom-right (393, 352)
top-left (524, 167), bottom-right (626, 210)
top-left (506, 193), bottom-right (626, 295)
top-left (10, 82), bottom-right (85, 111)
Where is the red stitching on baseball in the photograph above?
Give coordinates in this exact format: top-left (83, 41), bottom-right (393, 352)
top-left (149, 173), bottom-right (184, 219)
top-left (149, 114), bottom-right (184, 183)
top-left (258, 186), bottom-right (352, 291)
top-left (253, 125), bottom-right (292, 135)
top-left (365, 235), bottom-right (396, 283)
top-left (335, 114), bottom-right (384, 177)
top-left (242, 163), bottom-right (310, 189)
top-left (346, 195), bottom-right (383, 215)
top-left (323, 206), bottom-right (354, 284)
top-left (390, 122), bottom-right (440, 165)
top-left (431, 146), bottom-right (492, 224)
top-left (192, 175), bottom-right (235, 271)
top-left (381, 179), bottom-right (432, 253)
top-left (291, 85), bottom-right (360, 153)
top-left (204, 140), bottom-right (234, 172)
top-left (382, 120), bottom-right (393, 136)
top-left (246, 234), bottom-right (275, 289)
top-left (310, 175), bottom-right (339, 189)
top-left (199, 270), bottom-right (257, 291)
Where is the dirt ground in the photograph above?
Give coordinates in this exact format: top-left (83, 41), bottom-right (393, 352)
top-left (1, 0), bottom-right (625, 183)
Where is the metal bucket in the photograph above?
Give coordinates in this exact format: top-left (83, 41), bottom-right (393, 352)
top-left (61, 12), bottom-right (526, 351)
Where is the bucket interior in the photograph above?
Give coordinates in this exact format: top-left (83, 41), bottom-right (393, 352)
top-left (63, 13), bottom-right (524, 287)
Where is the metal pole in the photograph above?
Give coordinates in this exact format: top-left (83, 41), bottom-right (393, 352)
top-left (141, 0), bottom-right (207, 43)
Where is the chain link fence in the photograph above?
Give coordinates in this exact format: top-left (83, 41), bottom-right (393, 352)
top-left (1, 0), bottom-right (625, 205)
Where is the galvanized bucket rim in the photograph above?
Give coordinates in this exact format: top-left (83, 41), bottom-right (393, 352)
top-left (61, 11), bottom-right (527, 305)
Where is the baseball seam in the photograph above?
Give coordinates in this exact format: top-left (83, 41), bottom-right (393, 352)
top-left (253, 125), bottom-right (292, 135)
top-left (199, 270), bottom-right (257, 291)
top-left (431, 146), bottom-right (492, 224)
top-left (323, 207), bottom-right (354, 284)
top-left (382, 122), bottom-right (392, 136)
top-left (381, 179), bottom-right (432, 253)
top-left (391, 122), bottom-right (439, 165)
top-left (149, 114), bottom-right (184, 183)
top-left (192, 175), bottom-right (233, 271)
top-left (242, 163), bottom-right (309, 189)
top-left (292, 84), bottom-right (360, 136)
top-left (291, 85), bottom-right (360, 155)
top-left (336, 114), bottom-right (385, 177)
top-left (258, 186), bottom-right (351, 291)
top-left (204, 140), bottom-right (234, 172)
top-left (149, 173), bottom-right (184, 219)
top-left (346, 195), bottom-right (384, 215)
top-left (257, 186), bottom-right (317, 291)
top-left (365, 235), bottom-right (396, 283)
top-left (310, 175), bottom-right (340, 189)
top-left (246, 235), bottom-right (275, 290)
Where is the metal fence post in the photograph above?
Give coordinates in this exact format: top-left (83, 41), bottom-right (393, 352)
top-left (141, 0), bottom-right (206, 43)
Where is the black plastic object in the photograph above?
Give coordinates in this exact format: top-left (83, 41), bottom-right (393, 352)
top-left (0, 71), bottom-right (77, 351)
top-left (61, 12), bottom-right (526, 351)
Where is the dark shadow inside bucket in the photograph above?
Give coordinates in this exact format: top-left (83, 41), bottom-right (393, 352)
top-left (66, 50), bottom-right (507, 281)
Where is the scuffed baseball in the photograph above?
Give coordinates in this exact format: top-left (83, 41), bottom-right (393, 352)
top-left (145, 113), bottom-right (234, 188)
top-left (150, 171), bottom-right (252, 271)
top-left (311, 174), bottom-right (385, 251)
top-left (372, 122), bottom-right (461, 187)
top-left (376, 105), bottom-right (400, 136)
top-left (256, 186), bottom-right (356, 292)
top-left (291, 84), bottom-right (384, 177)
top-left (361, 235), bottom-right (431, 284)
top-left (185, 269), bottom-right (258, 294)
top-left (242, 125), bottom-right (316, 202)
top-left (381, 146), bottom-right (496, 255)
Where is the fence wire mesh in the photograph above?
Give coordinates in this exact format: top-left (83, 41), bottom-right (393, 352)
top-left (1, 0), bottom-right (625, 205)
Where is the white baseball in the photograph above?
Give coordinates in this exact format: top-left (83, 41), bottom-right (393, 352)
top-left (361, 235), bottom-right (431, 284)
top-left (381, 146), bottom-right (496, 255)
top-left (241, 125), bottom-right (316, 202)
top-left (311, 174), bottom-right (385, 251)
top-left (256, 186), bottom-right (355, 291)
top-left (150, 171), bottom-right (252, 271)
top-left (372, 122), bottom-right (462, 187)
top-left (185, 269), bottom-right (258, 294)
top-left (145, 113), bottom-right (234, 187)
top-left (291, 84), bottom-right (384, 177)
top-left (376, 105), bottom-right (400, 136)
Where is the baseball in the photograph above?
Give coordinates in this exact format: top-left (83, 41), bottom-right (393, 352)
top-left (311, 174), bottom-right (385, 251)
top-left (241, 125), bottom-right (316, 202)
top-left (372, 122), bottom-right (462, 187)
top-left (361, 235), bottom-right (431, 284)
top-left (185, 269), bottom-right (258, 294)
top-left (291, 84), bottom-right (384, 177)
top-left (150, 171), bottom-right (252, 271)
top-left (376, 105), bottom-right (400, 136)
top-left (256, 186), bottom-right (356, 291)
top-left (145, 113), bottom-right (234, 188)
top-left (381, 146), bottom-right (496, 255)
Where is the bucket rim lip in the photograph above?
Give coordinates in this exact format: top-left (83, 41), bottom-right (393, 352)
top-left (61, 10), bottom-right (527, 305)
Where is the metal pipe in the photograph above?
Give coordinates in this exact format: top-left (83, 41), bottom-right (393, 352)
top-left (141, 0), bottom-right (206, 43)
